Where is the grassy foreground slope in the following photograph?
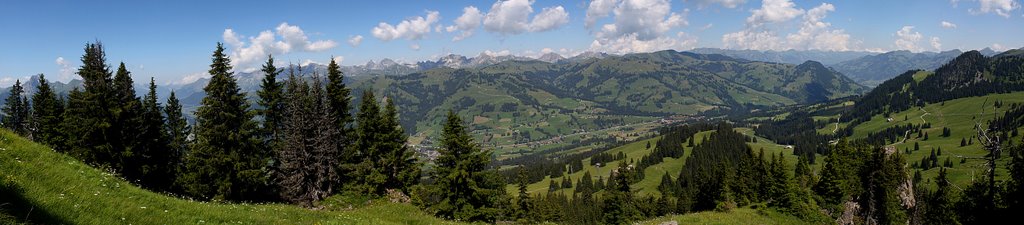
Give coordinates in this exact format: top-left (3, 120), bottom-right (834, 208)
top-left (637, 208), bottom-right (812, 225)
top-left (0, 130), bottom-right (459, 225)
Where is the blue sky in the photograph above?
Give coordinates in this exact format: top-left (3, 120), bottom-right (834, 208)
top-left (1, 0), bottom-right (1022, 86)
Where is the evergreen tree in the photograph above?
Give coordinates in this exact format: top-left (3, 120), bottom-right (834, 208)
top-left (603, 163), bottom-right (641, 225)
top-left (425, 111), bottom-right (504, 222)
top-left (256, 55), bottom-right (284, 145)
top-left (352, 90), bottom-right (385, 194)
top-left (110, 62), bottom-right (146, 182)
top-left (325, 58), bottom-right (355, 182)
top-left (548, 180), bottom-right (560, 193)
top-left (136, 78), bottom-right (173, 189)
top-left (30, 74), bottom-right (64, 147)
top-left (277, 71), bottom-right (342, 206)
top-left (2, 79), bottom-right (30, 136)
top-left (64, 42), bottom-right (116, 168)
top-left (515, 167), bottom-right (533, 222)
top-left (922, 168), bottom-right (958, 225)
top-left (576, 171), bottom-right (595, 198)
top-left (179, 43), bottom-right (265, 201)
top-left (379, 97), bottom-right (419, 193)
top-left (163, 91), bottom-right (189, 182)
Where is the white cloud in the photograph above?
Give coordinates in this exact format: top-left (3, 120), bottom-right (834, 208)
top-left (482, 49), bottom-right (513, 56)
top-left (446, 6), bottom-right (484, 41)
top-left (175, 72), bottom-right (210, 85)
top-left (940, 21), bottom-right (958, 28)
top-left (894, 26), bottom-right (924, 52)
top-left (694, 0), bottom-right (747, 9)
top-left (747, 0), bottom-right (804, 27)
top-left (591, 32), bottom-right (698, 54)
top-left (587, 0), bottom-right (690, 53)
top-left (783, 3), bottom-right (852, 51)
top-left (700, 23), bottom-right (714, 31)
top-left (969, 0), bottom-right (1021, 18)
top-left (992, 43), bottom-right (1010, 51)
top-left (55, 56), bottom-right (73, 81)
top-left (348, 35), bottom-right (363, 47)
top-left (482, 0), bottom-right (570, 36)
top-left (221, 23), bottom-right (338, 68)
top-left (276, 23), bottom-right (338, 52)
top-left (931, 37), bottom-right (943, 50)
top-left (723, 1), bottom-right (852, 51)
top-left (483, 0), bottom-right (533, 35)
top-left (332, 56), bottom-right (345, 64)
top-left (410, 43), bottom-right (421, 51)
top-left (371, 11), bottom-right (441, 41)
top-left (585, 0), bottom-right (618, 28)
top-left (529, 6), bottom-right (570, 32)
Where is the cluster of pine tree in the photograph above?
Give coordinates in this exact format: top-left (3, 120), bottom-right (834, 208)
top-left (0, 42), bottom-right (426, 207)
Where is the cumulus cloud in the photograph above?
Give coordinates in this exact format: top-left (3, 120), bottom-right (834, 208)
top-left (348, 35), bottom-right (363, 47)
top-left (585, 0), bottom-right (618, 28)
top-left (747, 0), bottom-right (804, 26)
top-left (482, 0), bottom-right (570, 36)
top-left (410, 43), bottom-right (421, 51)
top-left (529, 6), bottom-right (570, 32)
top-left (992, 43), bottom-right (1010, 51)
top-left (446, 6), bottom-right (484, 41)
top-left (894, 26), bottom-right (924, 52)
top-left (371, 11), bottom-right (441, 41)
top-left (783, 3), bottom-right (852, 51)
top-left (723, 1), bottom-right (853, 51)
top-left (931, 37), bottom-right (943, 50)
top-left (940, 21), bottom-right (958, 28)
top-left (222, 23), bottom-right (338, 68)
top-left (332, 56), bottom-right (345, 64)
top-left (694, 0), bottom-right (747, 9)
top-left (969, 0), bottom-right (1020, 18)
top-left (175, 72), bottom-right (210, 85)
top-left (587, 0), bottom-right (691, 53)
top-left (55, 56), bottom-right (74, 81)
top-left (591, 32), bottom-right (698, 55)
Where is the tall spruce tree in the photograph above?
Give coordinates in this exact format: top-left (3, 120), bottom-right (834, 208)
top-left (515, 166), bottom-right (533, 222)
top-left (380, 97), bottom-right (419, 193)
top-left (603, 163), bottom-right (641, 225)
top-left (256, 55), bottom-right (284, 144)
top-left (2, 79), bottom-right (30, 136)
top-left (64, 42), bottom-right (115, 167)
top-left (30, 74), bottom-right (64, 147)
top-left (137, 78), bottom-right (172, 189)
top-left (111, 62), bottom-right (146, 181)
top-left (922, 168), bottom-right (958, 225)
top-left (353, 90), bottom-right (385, 194)
top-left (277, 71), bottom-right (342, 206)
top-left (427, 111), bottom-right (504, 222)
top-left (163, 91), bottom-right (190, 176)
top-left (325, 57), bottom-right (353, 137)
top-left (325, 57), bottom-right (356, 186)
top-left (179, 43), bottom-right (265, 201)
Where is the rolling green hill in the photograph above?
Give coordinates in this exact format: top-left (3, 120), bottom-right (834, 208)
top-left (360, 50), bottom-right (866, 156)
top-left (0, 130), bottom-right (459, 225)
top-left (846, 92), bottom-right (1023, 189)
top-left (511, 127), bottom-right (822, 198)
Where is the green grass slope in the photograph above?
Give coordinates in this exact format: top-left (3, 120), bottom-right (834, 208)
top-left (848, 92), bottom-right (1024, 189)
top-left (0, 130), bottom-right (460, 225)
top-left (637, 207), bottom-right (813, 225)
top-left (514, 128), bottom-right (822, 198)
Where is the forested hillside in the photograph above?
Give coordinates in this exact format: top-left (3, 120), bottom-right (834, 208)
top-left (362, 50), bottom-right (866, 155)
